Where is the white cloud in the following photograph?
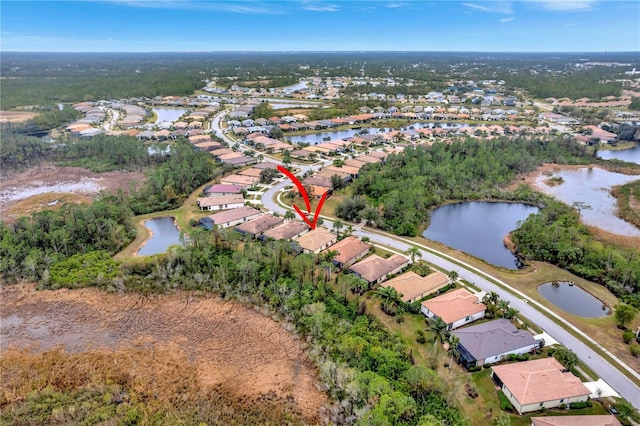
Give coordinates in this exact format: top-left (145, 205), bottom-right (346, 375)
top-left (528, 0), bottom-right (597, 11)
top-left (462, 2), bottom-right (513, 14)
top-left (500, 17), bottom-right (514, 22)
top-left (386, 2), bottom-right (408, 8)
top-left (97, 0), bottom-right (279, 14)
top-left (301, 2), bottom-right (340, 12)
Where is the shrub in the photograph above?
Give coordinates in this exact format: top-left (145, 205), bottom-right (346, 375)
top-left (570, 401), bottom-right (588, 409)
top-left (623, 330), bottom-right (635, 344)
top-left (516, 353), bottom-right (530, 361)
top-left (415, 330), bottom-right (426, 344)
top-left (468, 366), bottom-right (482, 372)
top-left (497, 391), bottom-right (514, 411)
top-left (630, 343), bottom-right (640, 357)
top-left (483, 363), bottom-right (493, 369)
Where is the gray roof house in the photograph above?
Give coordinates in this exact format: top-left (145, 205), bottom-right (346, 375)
top-left (452, 318), bottom-right (538, 368)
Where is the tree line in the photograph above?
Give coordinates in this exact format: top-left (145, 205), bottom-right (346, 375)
top-left (344, 136), bottom-right (593, 236)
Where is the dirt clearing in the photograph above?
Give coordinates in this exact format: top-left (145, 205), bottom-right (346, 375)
top-left (0, 110), bottom-right (38, 123)
top-left (0, 284), bottom-right (328, 422)
top-left (0, 164), bottom-right (144, 219)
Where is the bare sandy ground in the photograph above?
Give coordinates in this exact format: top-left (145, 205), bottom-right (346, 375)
top-left (0, 164), bottom-right (144, 218)
top-left (0, 110), bottom-right (38, 123)
top-left (0, 284), bottom-right (328, 421)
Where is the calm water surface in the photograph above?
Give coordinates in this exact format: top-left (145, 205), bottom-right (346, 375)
top-left (598, 145), bottom-right (640, 165)
top-left (538, 281), bottom-right (610, 317)
top-left (422, 202), bottom-right (539, 269)
top-left (288, 128), bottom-right (389, 144)
top-left (535, 167), bottom-right (640, 237)
top-left (138, 217), bottom-right (183, 256)
top-left (153, 108), bottom-right (186, 124)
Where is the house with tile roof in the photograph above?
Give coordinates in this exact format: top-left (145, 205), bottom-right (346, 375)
top-left (294, 227), bottom-right (337, 254)
top-left (199, 206), bottom-right (262, 230)
top-left (260, 221), bottom-right (309, 241)
top-left (420, 288), bottom-right (486, 330)
top-left (491, 358), bottom-right (591, 415)
top-left (196, 194), bottom-right (245, 211)
top-left (382, 271), bottom-right (449, 303)
top-left (530, 415), bottom-right (621, 426)
top-left (349, 254), bottom-right (409, 285)
top-left (324, 236), bottom-right (371, 268)
top-left (235, 214), bottom-right (283, 239)
top-left (452, 318), bottom-right (538, 368)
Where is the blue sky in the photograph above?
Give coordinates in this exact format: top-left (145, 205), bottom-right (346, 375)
top-left (1, 1), bottom-right (638, 52)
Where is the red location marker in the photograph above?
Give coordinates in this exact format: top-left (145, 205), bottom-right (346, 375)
top-left (278, 165), bottom-right (328, 230)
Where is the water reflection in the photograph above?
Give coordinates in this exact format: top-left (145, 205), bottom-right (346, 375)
top-left (422, 201), bottom-right (539, 269)
top-left (535, 167), bottom-right (640, 237)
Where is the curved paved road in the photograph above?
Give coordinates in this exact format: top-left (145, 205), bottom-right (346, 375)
top-left (214, 107), bottom-right (640, 409)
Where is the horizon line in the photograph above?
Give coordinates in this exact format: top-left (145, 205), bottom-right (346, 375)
top-left (2, 50), bottom-right (639, 54)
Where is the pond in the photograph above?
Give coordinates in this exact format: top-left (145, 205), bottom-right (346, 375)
top-left (152, 108), bottom-right (187, 124)
top-left (422, 201), bottom-right (539, 269)
top-left (137, 217), bottom-right (183, 256)
top-left (598, 144), bottom-right (640, 165)
top-left (534, 167), bottom-right (640, 237)
top-left (288, 128), bottom-right (390, 145)
top-left (538, 281), bottom-right (611, 317)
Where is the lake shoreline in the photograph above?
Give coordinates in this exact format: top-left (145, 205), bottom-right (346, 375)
top-left (134, 216), bottom-right (182, 257)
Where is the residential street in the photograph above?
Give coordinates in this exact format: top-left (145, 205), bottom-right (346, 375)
top-left (215, 110), bottom-right (640, 410)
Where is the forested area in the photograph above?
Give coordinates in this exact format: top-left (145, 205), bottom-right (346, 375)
top-left (345, 136), bottom-right (594, 236)
top-left (0, 139), bottom-right (226, 282)
top-left (0, 196), bottom-right (135, 283)
top-left (512, 201), bottom-right (640, 307)
top-left (502, 69), bottom-right (622, 100)
top-left (612, 180), bottom-right (640, 229)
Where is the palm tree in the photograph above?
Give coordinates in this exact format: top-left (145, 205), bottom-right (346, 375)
top-left (447, 335), bottom-right (461, 366)
top-left (361, 205), bottom-right (379, 227)
top-left (504, 307), bottom-right (519, 320)
top-left (344, 225), bottom-right (354, 237)
top-left (482, 291), bottom-right (500, 306)
top-left (332, 219), bottom-right (344, 237)
top-left (426, 316), bottom-right (449, 346)
top-left (405, 246), bottom-right (421, 264)
top-left (497, 300), bottom-right (510, 317)
top-left (373, 286), bottom-right (402, 315)
top-left (447, 270), bottom-right (459, 284)
top-left (284, 210), bottom-right (296, 221)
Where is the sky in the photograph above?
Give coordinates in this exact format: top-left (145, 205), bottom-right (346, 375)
top-left (1, 0), bottom-right (639, 52)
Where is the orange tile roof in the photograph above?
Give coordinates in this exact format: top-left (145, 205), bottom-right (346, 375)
top-left (294, 227), bottom-right (336, 252)
top-left (325, 236), bottom-right (370, 265)
top-left (420, 288), bottom-right (486, 324)
top-left (349, 254), bottom-right (409, 283)
top-left (531, 416), bottom-right (620, 426)
top-left (491, 358), bottom-right (590, 406)
top-left (383, 271), bottom-right (449, 302)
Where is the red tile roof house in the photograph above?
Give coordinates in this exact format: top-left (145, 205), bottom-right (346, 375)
top-left (491, 358), bottom-right (591, 415)
top-left (196, 194), bottom-right (245, 211)
top-left (324, 236), bottom-right (371, 268)
top-left (349, 254), bottom-right (409, 285)
top-left (530, 415), bottom-right (621, 426)
top-left (234, 214), bottom-right (284, 239)
top-left (294, 227), bottom-right (338, 254)
top-left (198, 206), bottom-right (262, 230)
top-left (382, 271), bottom-right (449, 303)
top-left (203, 184), bottom-right (243, 196)
top-left (420, 288), bottom-right (486, 330)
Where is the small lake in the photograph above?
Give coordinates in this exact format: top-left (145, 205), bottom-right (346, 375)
top-left (288, 128), bottom-right (390, 145)
top-left (152, 108), bottom-right (187, 124)
top-left (137, 217), bottom-right (183, 256)
top-left (422, 202), bottom-right (539, 269)
top-left (535, 167), bottom-right (640, 237)
top-left (598, 145), bottom-right (640, 165)
top-left (538, 281), bottom-right (611, 317)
